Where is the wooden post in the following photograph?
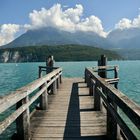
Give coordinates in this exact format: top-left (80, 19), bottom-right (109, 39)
top-left (40, 83), bottom-right (48, 110)
top-left (46, 55), bottom-right (54, 74)
top-left (38, 67), bottom-right (48, 110)
top-left (16, 96), bottom-right (30, 140)
top-left (38, 66), bottom-right (42, 78)
top-left (60, 74), bottom-right (62, 83)
top-left (98, 60), bottom-right (101, 76)
top-left (114, 66), bottom-right (121, 139)
top-left (87, 73), bottom-right (90, 87)
top-left (97, 55), bottom-right (107, 112)
top-left (92, 79), bottom-right (96, 96)
top-left (114, 66), bottom-right (118, 89)
top-left (98, 55), bottom-right (118, 139)
top-left (56, 78), bottom-right (59, 89)
top-left (51, 77), bottom-right (57, 94)
top-left (89, 78), bottom-right (94, 96)
top-left (85, 69), bottom-right (87, 83)
top-left (94, 82), bottom-right (101, 110)
top-left (107, 94), bottom-right (118, 140)
top-left (98, 55), bottom-right (107, 78)
top-left (101, 55), bottom-right (107, 78)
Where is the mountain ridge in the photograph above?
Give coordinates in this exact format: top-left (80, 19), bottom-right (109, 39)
top-left (2, 27), bottom-right (140, 60)
top-left (1, 27), bottom-right (113, 49)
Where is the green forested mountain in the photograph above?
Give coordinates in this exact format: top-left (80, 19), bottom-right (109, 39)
top-left (0, 44), bottom-right (121, 63)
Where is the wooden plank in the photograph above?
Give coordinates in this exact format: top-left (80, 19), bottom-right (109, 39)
top-left (0, 68), bottom-right (62, 137)
top-left (86, 68), bottom-right (140, 129)
top-left (96, 85), bottom-right (138, 140)
top-left (31, 78), bottom-right (106, 139)
top-left (94, 83), bottom-right (101, 111)
top-left (0, 86), bottom-right (46, 134)
top-left (16, 96), bottom-right (30, 140)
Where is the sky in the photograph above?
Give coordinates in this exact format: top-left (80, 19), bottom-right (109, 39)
top-left (1, 0), bottom-right (140, 46)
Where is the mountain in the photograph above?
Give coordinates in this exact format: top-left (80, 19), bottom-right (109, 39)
top-left (2, 26), bottom-right (140, 60)
top-left (107, 28), bottom-right (140, 49)
top-left (107, 27), bottom-right (140, 59)
top-left (1, 27), bottom-right (113, 49)
top-left (0, 44), bottom-right (121, 63)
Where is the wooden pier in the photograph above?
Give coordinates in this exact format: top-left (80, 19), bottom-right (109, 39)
top-left (31, 78), bottom-right (106, 140)
top-left (0, 56), bottom-right (140, 140)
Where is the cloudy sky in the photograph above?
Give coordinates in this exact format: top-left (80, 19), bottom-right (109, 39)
top-left (1, 0), bottom-right (140, 46)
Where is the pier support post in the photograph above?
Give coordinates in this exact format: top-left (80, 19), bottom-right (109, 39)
top-left (51, 78), bottom-right (57, 94)
top-left (94, 82), bottom-right (101, 110)
top-left (56, 78), bottom-right (59, 89)
top-left (16, 96), bottom-right (30, 140)
top-left (95, 55), bottom-right (107, 111)
top-left (85, 69), bottom-right (87, 83)
top-left (38, 66), bottom-right (42, 78)
top-left (60, 74), bottom-right (62, 83)
top-left (87, 73), bottom-right (90, 87)
top-left (106, 94), bottom-right (118, 140)
top-left (114, 66), bottom-right (119, 89)
top-left (40, 83), bottom-right (48, 110)
top-left (89, 78), bottom-right (94, 96)
top-left (98, 55), bottom-right (107, 78)
top-left (38, 67), bottom-right (48, 110)
top-left (113, 66), bottom-right (121, 139)
top-left (98, 55), bottom-right (118, 139)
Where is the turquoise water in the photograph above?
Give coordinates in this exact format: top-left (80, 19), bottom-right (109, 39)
top-left (0, 61), bottom-right (140, 104)
top-left (0, 61), bottom-right (140, 139)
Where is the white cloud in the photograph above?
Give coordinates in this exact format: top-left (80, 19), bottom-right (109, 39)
top-left (115, 18), bottom-right (132, 29)
top-left (115, 14), bottom-right (140, 30)
top-left (29, 4), bottom-right (107, 37)
top-left (133, 15), bottom-right (140, 27)
top-left (76, 16), bottom-right (106, 36)
top-left (0, 24), bottom-right (20, 46)
top-left (0, 4), bottom-right (111, 46)
top-left (2, 5), bottom-right (140, 46)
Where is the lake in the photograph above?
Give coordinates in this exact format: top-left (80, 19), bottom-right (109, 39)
top-left (0, 61), bottom-right (140, 139)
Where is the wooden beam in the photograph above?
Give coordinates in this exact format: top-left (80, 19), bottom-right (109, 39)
top-left (86, 67), bottom-right (140, 139)
top-left (16, 96), bottom-right (30, 140)
top-left (0, 67), bottom-right (62, 139)
top-left (0, 68), bottom-right (62, 113)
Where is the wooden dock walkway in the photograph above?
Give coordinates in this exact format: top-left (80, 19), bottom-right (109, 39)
top-left (0, 55), bottom-right (140, 140)
top-left (31, 78), bottom-right (106, 140)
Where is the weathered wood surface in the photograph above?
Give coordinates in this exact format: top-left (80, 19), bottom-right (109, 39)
top-left (0, 67), bottom-right (62, 139)
top-left (85, 67), bottom-right (140, 140)
top-left (31, 78), bottom-right (106, 140)
top-left (0, 68), bottom-right (62, 114)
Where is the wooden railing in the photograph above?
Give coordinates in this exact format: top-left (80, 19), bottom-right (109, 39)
top-left (85, 66), bottom-right (140, 140)
top-left (0, 67), bottom-right (62, 140)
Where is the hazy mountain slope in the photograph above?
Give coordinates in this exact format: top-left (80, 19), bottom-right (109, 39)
top-left (107, 27), bottom-right (140, 59)
top-left (107, 28), bottom-right (140, 49)
top-left (2, 26), bottom-right (140, 60)
top-left (1, 27), bottom-right (113, 49)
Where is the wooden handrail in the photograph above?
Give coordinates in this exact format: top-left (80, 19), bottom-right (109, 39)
top-left (0, 67), bottom-right (62, 139)
top-left (0, 68), bottom-right (62, 113)
top-left (85, 67), bottom-right (140, 140)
